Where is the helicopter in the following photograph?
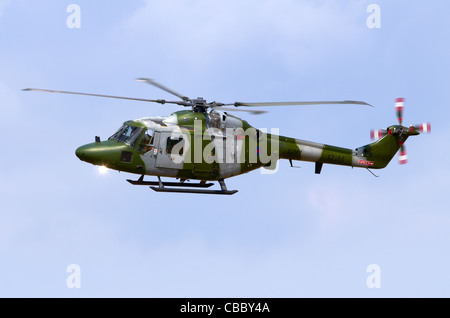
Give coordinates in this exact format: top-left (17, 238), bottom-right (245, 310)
top-left (23, 79), bottom-right (430, 195)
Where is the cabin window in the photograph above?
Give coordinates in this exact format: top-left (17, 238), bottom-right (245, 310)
top-left (166, 136), bottom-right (184, 155)
top-left (209, 111), bottom-right (221, 129)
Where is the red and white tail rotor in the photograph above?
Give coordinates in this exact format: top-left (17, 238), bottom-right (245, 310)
top-left (370, 98), bottom-right (430, 164)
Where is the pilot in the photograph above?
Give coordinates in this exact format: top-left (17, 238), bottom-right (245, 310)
top-left (139, 133), bottom-right (153, 153)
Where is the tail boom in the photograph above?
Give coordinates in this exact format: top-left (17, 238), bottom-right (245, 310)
top-left (278, 134), bottom-right (402, 171)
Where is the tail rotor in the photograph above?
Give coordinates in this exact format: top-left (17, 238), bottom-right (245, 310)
top-left (370, 98), bottom-right (430, 165)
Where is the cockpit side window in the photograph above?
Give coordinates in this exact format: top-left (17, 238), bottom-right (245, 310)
top-left (138, 130), bottom-right (155, 154)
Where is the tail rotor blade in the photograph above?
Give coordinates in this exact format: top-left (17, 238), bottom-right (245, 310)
top-left (399, 145), bottom-right (408, 165)
top-left (395, 98), bottom-right (405, 125)
top-left (370, 129), bottom-right (386, 140)
top-left (415, 122), bottom-right (431, 133)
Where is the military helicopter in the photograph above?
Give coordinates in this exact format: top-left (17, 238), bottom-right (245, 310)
top-left (23, 79), bottom-right (430, 195)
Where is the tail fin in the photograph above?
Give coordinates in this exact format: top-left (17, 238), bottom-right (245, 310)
top-left (363, 135), bottom-right (401, 169)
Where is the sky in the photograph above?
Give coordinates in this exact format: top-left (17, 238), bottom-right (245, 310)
top-left (1, 0), bottom-right (450, 297)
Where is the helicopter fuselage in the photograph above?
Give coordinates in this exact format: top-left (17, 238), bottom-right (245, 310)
top-left (75, 109), bottom-right (408, 182)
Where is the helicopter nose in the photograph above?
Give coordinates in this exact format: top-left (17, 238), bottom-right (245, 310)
top-left (75, 146), bottom-right (85, 160)
top-left (75, 144), bottom-right (92, 161)
top-left (75, 141), bottom-right (124, 166)
top-left (75, 143), bottom-right (101, 164)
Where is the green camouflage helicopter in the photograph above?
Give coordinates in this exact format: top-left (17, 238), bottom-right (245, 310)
top-left (24, 79), bottom-right (430, 195)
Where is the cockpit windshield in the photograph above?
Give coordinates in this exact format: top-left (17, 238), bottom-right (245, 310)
top-left (109, 124), bottom-right (142, 147)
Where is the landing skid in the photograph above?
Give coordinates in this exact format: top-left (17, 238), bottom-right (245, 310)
top-left (127, 176), bottom-right (238, 195)
top-left (127, 175), bottom-right (214, 188)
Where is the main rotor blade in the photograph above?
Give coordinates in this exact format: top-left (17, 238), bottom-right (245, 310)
top-left (228, 100), bottom-right (372, 107)
top-left (214, 106), bottom-right (267, 115)
top-left (136, 78), bottom-right (189, 101)
top-left (22, 88), bottom-right (188, 106)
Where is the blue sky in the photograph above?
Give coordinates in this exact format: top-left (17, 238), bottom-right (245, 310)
top-left (1, 0), bottom-right (449, 297)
